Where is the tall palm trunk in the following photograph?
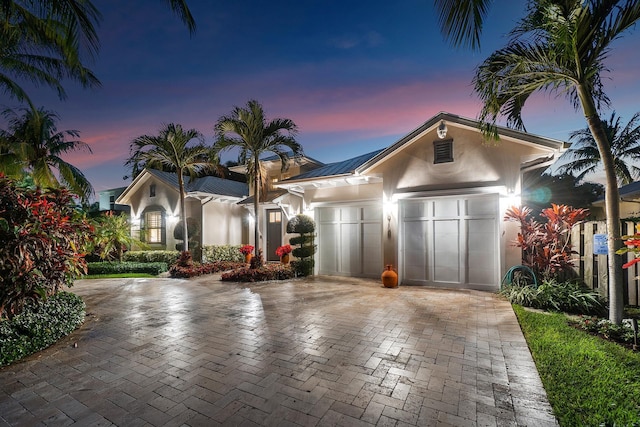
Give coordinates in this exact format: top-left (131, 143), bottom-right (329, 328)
top-left (253, 154), bottom-right (260, 257)
top-left (177, 169), bottom-right (189, 252)
top-left (580, 87), bottom-right (624, 323)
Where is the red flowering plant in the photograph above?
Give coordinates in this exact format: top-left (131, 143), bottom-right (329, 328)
top-left (616, 223), bottom-right (640, 269)
top-left (275, 244), bottom-right (292, 257)
top-left (239, 245), bottom-right (254, 255)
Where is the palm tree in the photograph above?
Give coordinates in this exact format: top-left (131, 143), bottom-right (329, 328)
top-left (557, 112), bottom-right (640, 186)
top-left (214, 100), bottom-right (301, 258)
top-left (128, 123), bottom-right (213, 252)
top-left (434, 0), bottom-right (492, 50)
top-left (1, 1), bottom-right (194, 104)
top-left (0, 106), bottom-right (93, 202)
top-left (473, 0), bottom-right (640, 323)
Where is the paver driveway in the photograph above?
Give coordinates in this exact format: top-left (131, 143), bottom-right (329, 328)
top-left (0, 275), bottom-right (557, 426)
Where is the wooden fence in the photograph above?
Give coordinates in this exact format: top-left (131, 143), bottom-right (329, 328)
top-left (571, 221), bottom-right (640, 306)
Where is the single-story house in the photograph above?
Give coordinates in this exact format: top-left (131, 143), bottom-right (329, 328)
top-left (116, 112), bottom-right (567, 290)
top-left (116, 168), bottom-right (250, 251)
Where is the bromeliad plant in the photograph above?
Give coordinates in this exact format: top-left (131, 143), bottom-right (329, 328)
top-left (504, 204), bottom-right (589, 281)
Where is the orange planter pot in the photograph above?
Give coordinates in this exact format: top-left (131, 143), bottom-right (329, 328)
top-left (280, 254), bottom-right (290, 264)
top-left (381, 265), bottom-right (398, 288)
top-left (244, 254), bottom-right (253, 264)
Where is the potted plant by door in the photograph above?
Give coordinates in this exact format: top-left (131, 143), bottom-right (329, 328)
top-left (240, 245), bottom-right (254, 264)
top-left (276, 244), bottom-right (292, 264)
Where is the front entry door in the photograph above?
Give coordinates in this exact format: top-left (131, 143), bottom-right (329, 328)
top-left (266, 209), bottom-right (282, 262)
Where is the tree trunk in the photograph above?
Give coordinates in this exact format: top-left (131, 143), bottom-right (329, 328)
top-left (584, 114), bottom-right (624, 323)
top-left (253, 159), bottom-right (260, 257)
top-left (178, 170), bottom-right (189, 253)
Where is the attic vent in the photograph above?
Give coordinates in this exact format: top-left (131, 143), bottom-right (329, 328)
top-left (433, 140), bottom-right (453, 164)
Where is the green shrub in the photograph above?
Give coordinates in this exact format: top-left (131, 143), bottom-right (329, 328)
top-left (221, 264), bottom-right (295, 282)
top-left (500, 279), bottom-right (606, 315)
top-left (122, 250), bottom-right (180, 265)
top-left (574, 316), bottom-right (637, 344)
top-left (202, 245), bottom-right (244, 263)
top-left (87, 261), bottom-right (168, 275)
top-left (0, 292), bottom-right (85, 366)
top-left (0, 176), bottom-right (93, 319)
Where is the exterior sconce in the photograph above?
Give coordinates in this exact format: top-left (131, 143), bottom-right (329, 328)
top-left (437, 120), bottom-right (448, 139)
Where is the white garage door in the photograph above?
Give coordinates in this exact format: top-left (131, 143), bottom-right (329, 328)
top-left (317, 205), bottom-right (382, 278)
top-left (401, 194), bottom-right (498, 290)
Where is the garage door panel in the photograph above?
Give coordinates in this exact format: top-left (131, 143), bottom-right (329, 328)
top-left (403, 220), bottom-right (428, 281)
top-left (467, 218), bottom-right (496, 285)
top-left (402, 195), bottom-right (498, 289)
top-left (317, 206), bottom-right (382, 277)
top-left (318, 222), bottom-right (338, 274)
top-left (340, 223), bottom-right (360, 273)
top-left (362, 222), bottom-right (382, 276)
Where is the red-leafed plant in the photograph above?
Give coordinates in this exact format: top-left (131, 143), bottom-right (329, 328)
top-left (0, 175), bottom-right (94, 319)
top-left (275, 244), bottom-right (292, 257)
top-left (617, 224), bottom-right (640, 269)
top-left (504, 204), bottom-right (589, 280)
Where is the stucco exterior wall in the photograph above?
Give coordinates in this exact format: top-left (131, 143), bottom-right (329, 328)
top-left (367, 127), bottom-right (546, 196)
top-left (201, 201), bottom-right (246, 245)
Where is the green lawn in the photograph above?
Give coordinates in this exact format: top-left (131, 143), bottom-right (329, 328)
top-left (513, 305), bottom-right (640, 426)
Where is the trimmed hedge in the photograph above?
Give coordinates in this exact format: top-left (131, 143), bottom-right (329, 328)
top-left (87, 262), bottom-right (168, 276)
top-left (202, 245), bottom-right (244, 263)
top-left (122, 250), bottom-right (180, 265)
top-left (0, 292), bottom-right (85, 366)
top-left (221, 264), bottom-right (295, 282)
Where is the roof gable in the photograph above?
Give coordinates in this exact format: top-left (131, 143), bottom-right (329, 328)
top-left (116, 169), bottom-right (248, 204)
top-left (356, 112), bottom-right (567, 174)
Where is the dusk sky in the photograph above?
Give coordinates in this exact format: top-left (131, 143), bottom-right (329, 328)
top-left (5, 0), bottom-right (640, 196)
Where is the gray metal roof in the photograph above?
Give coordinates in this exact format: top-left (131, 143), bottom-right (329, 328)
top-left (147, 169), bottom-right (248, 198)
top-left (285, 149), bottom-right (384, 181)
top-left (620, 181), bottom-right (640, 199)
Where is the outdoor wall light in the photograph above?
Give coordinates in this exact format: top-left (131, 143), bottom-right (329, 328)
top-left (437, 120), bottom-right (448, 139)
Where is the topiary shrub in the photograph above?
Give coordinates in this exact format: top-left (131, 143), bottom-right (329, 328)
top-left (174, 218), bottom-right (201, 260)
top-left (286, 214), bottom-right (316, 276)
top-left (0, 291), bottom-right (85, 366)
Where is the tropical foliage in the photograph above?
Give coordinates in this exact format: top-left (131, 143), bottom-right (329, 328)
top-left (1, 0), bottom-right (194, 104)
top-left (504, 204), bottom-right (589, 280)
top-left (0, 175), bottom-right (93, 320)
top-left (0, 106), bottom-right (93, 202)
top-left (91, 212), bottom-right (146, 261)
top-left (500, 279), bottom-right (606, 315)
top-left (128, 123), bottom-right (215, 252)
top-left (522, 171), bottom-right (603, 215)
top-left (473, 0), bottom-right (640, 323)
top-left (556, 112), bottom-right (640, 185)
top-left (214, 99), bottom-right (301, 257)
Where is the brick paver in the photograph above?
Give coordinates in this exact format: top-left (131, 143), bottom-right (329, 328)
top-left (0, 275), bottom-right (557, 426)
